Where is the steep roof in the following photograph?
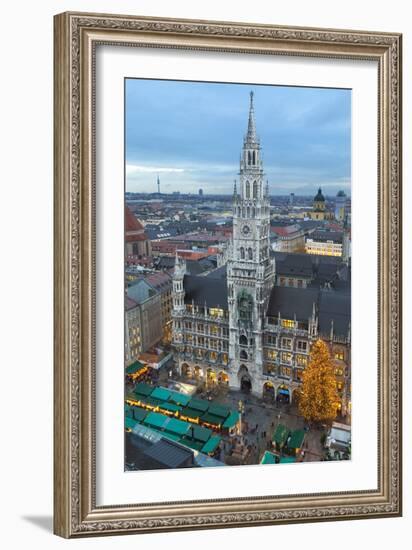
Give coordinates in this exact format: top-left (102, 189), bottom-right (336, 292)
top-left (183, 274), bottom-right (228, 309)
top-left (309, 230), bottom-right (343, 244)
top-left (125, 205), bottom-right (144, 231)
top-left (145, 271), bottom-right (172, 292)
top-left (318, 288), bottom-right (351, 336)
top-left (127, 279), bottom-right (157, 303)
top-left (275, 253), bottom-right (313, 278)
top-left (267, 286), bottom-right (318, 322)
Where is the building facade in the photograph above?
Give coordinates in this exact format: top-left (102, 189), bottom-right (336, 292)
top-left (335, 190), bottom-right (347, 222)
top-left (305, 230), bottom-right (344, 257)
top-left (171, 93), bottom-right (351, 416)
top-left (270, 224), bottom-right (305, 253)
top-left (126, 279), bottom-right (162, 356)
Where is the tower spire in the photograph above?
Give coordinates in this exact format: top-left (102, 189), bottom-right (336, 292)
top-left (245, 90), bottom-right (257, 144)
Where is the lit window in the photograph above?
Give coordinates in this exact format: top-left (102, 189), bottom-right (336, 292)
top-left (281, 319), bottom-right (295, 329)
top-left (210, 308), bottom-right (224, 318)
top-left (335, 351), bottom-right (344, 361)
top-left (266, 349), bottom-right (277, 360)
top-left (296, 355), bottom-right (307, 366)
top-left (281, 366), bottom-right (292, 377)
top-left (281, 352), bottom-right (292, 364)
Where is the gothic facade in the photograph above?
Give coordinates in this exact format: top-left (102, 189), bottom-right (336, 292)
top-left (171, 93), bottom-right (351, 416)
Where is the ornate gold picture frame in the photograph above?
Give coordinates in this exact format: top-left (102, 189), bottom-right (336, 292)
top-left (53, 11), bottom-right (402, 538)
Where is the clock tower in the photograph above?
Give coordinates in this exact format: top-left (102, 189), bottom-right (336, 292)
top-left (227, 91), bottom-right (275, 393)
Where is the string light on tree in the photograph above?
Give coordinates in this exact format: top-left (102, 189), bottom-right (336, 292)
top-left (298, 339), bottom-right (340, 424)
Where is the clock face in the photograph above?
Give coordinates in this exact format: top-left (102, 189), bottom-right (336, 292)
top-left (242, 225), bottom-right (250, 235)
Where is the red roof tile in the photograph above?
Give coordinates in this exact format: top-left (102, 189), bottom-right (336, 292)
top-left (125, 206), bottom-right (144, 231)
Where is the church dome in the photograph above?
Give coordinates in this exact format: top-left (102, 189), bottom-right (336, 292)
top-left (337, 190), bottom-right (346, 197)
top-left (314, 187), bottom-right (325, 202)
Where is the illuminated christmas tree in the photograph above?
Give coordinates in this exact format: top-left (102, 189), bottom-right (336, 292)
top-left (298, 339), bottom-right (339, 423)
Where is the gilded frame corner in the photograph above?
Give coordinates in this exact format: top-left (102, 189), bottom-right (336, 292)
top-left (53, 11), bottom-right (402, 538)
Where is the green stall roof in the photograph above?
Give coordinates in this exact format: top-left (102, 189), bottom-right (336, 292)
top-left (179, 407), bottom-right (202, 420)
top-left (188, 398), bottom-right (209, 412)
top-left (190, 425), bottom-right (212, 443)
top-left (125, 404), bottom-right (133, 418)
top-left (260, 451), bottom-right (278, 465)
top-left (125, 417), bottom-right (137, 431)
top-left (200, 412), bottom-right (223, 426)
top-left (125, 393), bottom-right (140, 404)
top-left (222, 411), bottom-right (240, 429)
top-left (207, 403), bottom-right (230, 419)
top-left (201, 436), bottom-right (221, 454)
top-left (132, 407), bottom-right (148, 423)
top-left (151, 386), bottom-right (171, 402)
top-left (134, 382), bottom-right (153, 397)
top-left (273, 424), bottom-right (290, 446)
top-left (168, 390), bottom-right (191, 407)
top-left (159, 402), bottom-right (181, 414)
top-left (143, 411), bottom-right (169, 430)
top-left (287, 430), bottom-right (305, 449)
top-left (165, 417), bottom-right (190, 437)
top-left (136, 395), bottom-right (163, 408)
top-left (125, 360), bottom-right (145, 375)
top-left (280, 456), bottom-right (297, 464)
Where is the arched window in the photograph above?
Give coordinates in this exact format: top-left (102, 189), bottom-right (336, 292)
top-left (238, 206), bottom-right (241, 216)
top-left (247, 151), bottom-right (251, 165)
top-left (240, 247), bottom-right (245, 259)
top-left (248, 248), bottom-right (253, 260)
top-left (253, 151), bottom-right (256, 164)
top-left (246, 206), bottom-right (250, 218)
top-left (251, 207), bottom-right (255, 218)
top-left (253, 181), bottom-right (258, 199)
top-left (239, 335), bottom-right (248, 346)
top-left (240, 350), bottom-right (248, 360)
top-left (245, 180), bottom-right (250, 198)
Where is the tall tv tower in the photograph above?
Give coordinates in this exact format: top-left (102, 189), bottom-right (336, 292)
top-left (157, 174), bottom-right (160, 195)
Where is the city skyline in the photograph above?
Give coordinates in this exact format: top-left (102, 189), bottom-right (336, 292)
top-left (126, 79), bottom-right (351, 196)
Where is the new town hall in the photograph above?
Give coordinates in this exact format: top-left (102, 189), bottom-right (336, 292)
top-left (172, 93), bottom-right (351, 416)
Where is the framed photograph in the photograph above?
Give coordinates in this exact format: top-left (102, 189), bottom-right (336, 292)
top-left (54, 12), bottom-right (402, 538)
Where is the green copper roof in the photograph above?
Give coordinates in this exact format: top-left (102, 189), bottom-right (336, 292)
top-left (314, 187), bottom-right (325, 202)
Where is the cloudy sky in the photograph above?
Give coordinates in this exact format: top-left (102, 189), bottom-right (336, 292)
top-left (125, 78), bottom-right (351, 196)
